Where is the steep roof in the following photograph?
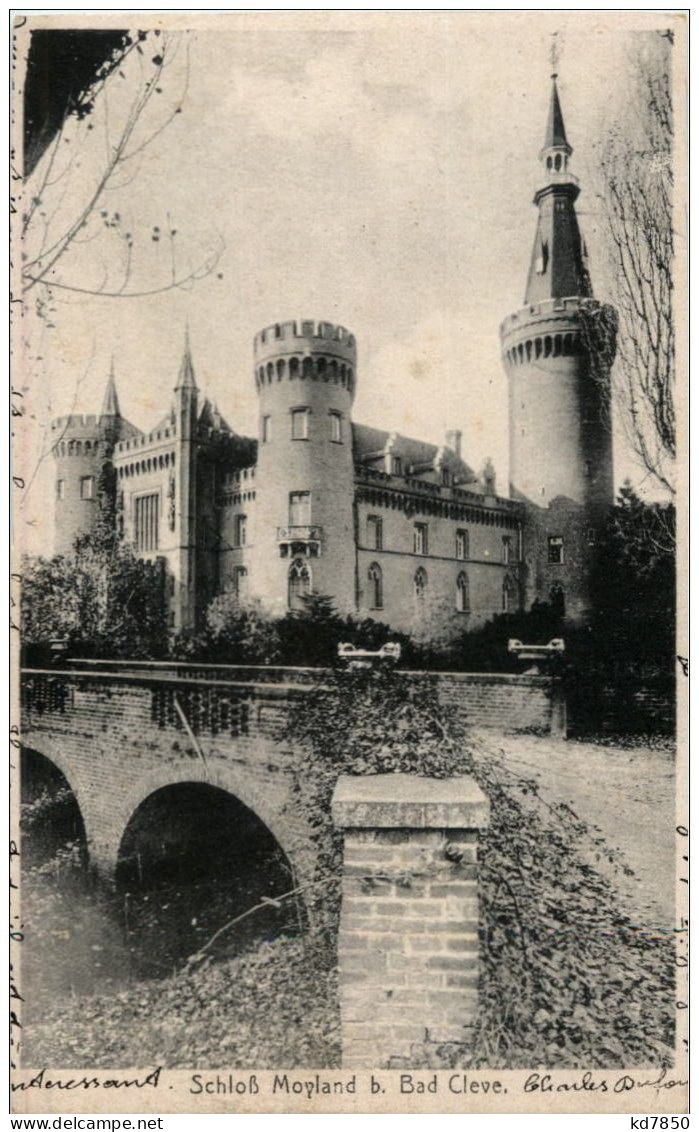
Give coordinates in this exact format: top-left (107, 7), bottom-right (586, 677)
top-left (100, 360), bottom-right (121, 417)
top-left (543, 75), bottom-right (571, 152)
top-left (352, 422), bottom-right (478, 484)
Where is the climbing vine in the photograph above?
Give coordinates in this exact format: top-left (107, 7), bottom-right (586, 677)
top-left (285, 668), bottom-right (675, 1069)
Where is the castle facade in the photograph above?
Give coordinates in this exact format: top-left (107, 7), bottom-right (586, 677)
top-left (51, 76), bottom-right (616, 640)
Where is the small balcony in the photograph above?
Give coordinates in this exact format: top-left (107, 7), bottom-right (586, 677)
top-left (277, 525), bottom-right (323, 557)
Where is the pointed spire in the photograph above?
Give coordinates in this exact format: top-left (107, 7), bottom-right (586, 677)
top-left (176, 323), bottom-right (198, 390)
top-left (542, 74), bottom-right (572, 155)
top-left (523, 70), bottom-right (590, 305)
top-left (101, 358), bottom-right (121, 417)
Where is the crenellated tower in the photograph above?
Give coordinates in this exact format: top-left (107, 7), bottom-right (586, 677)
top-left (248, 319), bottom-right (357, 615)
top-left (500, 73), bottom-right (617, 621)
top-left (52, 361), bottom-right (132, 556)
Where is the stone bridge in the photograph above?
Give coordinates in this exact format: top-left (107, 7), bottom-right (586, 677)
top-left (20, 658), bottom-right (560, 887)
top-left (20, 664), bottom-right (321, 889)
top-left (19, 661), bottom-right (501, 1067)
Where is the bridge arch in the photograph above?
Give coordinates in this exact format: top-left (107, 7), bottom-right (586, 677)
top-left (20, 747), bottom-right (88, 867)
top-left (109, 760), bottom-right (312, 894)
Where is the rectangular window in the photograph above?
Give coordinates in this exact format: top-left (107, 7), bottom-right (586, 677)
top-left (289, 491), bottom-right (311, 526)
top-left (391, 456), bottom-right (402, 476)
top-left (413, 522), bottom-right (428, 556)
top-left (456, 528), bottom-right (469, 560)
top-left (587, 527), bottom-right (596, 545)
top-left (502, 535), bottom-right (512, 564)
top-left (291, 408), bottom-right (309, 440)
top-left (548, 535), bottom-right (564, 564)
top-left (329, 411), bottom-right (342, 443)
top-left (235, 514), bottom-right (247, 547)
top-left (134, 493), bottom-right (160, 552)
top-left (366, 514), bottom-right (383, 550)
top-left (80, 476), bottom-right (94, 500)
top-left (441, 468), bottom-right (451, 486)
top-left (56, 479), bottom-right (65, 500)
top-left (262, 415), bottom-right (272, 443)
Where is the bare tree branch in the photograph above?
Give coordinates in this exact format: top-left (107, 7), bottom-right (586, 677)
top-left (596, 32), bottom-right (676, 497)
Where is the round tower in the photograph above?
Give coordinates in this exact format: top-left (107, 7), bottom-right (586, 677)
top-left (248, 319), bottom-right (357, 616)
top-left (51, 364), bottom-right (124, 556)
top-left (500, 74), bottom-right (617, 622)
top-left (51, 413), bottom-right (109, 556)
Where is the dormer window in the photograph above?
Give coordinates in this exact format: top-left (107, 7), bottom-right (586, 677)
top-left (441, 468), bottom-right (451, 486)
top-left (391, 456), bottom-right (402, 476)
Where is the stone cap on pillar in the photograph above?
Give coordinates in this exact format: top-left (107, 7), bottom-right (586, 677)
top-left (331, 773), bottom-right (489, 830)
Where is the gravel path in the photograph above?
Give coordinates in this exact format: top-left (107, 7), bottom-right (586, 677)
top-left (478, 732), bottom-right (677, 931)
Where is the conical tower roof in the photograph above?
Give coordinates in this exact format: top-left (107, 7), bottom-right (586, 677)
top-left (542, 74), bottom-right (572, 154)
top-left (175, 324), bottom-right (198, 390)
top-left (101, 359), bottom-right (121, 417)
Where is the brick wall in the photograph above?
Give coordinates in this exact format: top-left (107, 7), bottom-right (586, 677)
top-left (332, 774), bottom-right (489, 1069)
top-left (20, 670), bottom-right (317, 887)
top-left (421, 671), bottom-right (564, 735)
top-left (63, 660), bottom-right (564, 734)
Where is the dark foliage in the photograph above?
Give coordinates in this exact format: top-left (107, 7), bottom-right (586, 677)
top-left (23, 29), bottom-right (141, 176)
top-left (20, 470), bottom-right (168, 663)
top-left (565, 484), bottom-right (676, 735)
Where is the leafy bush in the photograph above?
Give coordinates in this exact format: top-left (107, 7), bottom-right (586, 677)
top-left (24, 936), bottom-right (340, 1069)
top-left (20, 533), bottom-right (168, 663)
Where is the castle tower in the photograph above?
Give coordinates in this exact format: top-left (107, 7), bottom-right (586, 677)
top-left (173, 329), bottom-right (198, 632)
top-left (51, 363), bottom-right (124, 556)
top-left (500, 74), bottom-right (617, 621)
top-left (248, 320), bottom-right (357, 616)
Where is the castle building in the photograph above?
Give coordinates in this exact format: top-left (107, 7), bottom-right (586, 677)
top-left (51, 75), bottom-right (616, 640)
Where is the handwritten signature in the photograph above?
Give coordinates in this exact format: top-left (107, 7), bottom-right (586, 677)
top-left (12, 1067), bottom-right (162, 1092)
top-left (524, 1068), bottom-right (687, 1096)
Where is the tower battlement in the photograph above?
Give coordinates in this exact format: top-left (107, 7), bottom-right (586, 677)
top-left (254, 320), bottom-right (356, 361)
top-left (51, 415), bottom-right (107, 457)
top-left (51, 413), bottom-right (102, 436)
top-left (500, 297), bottom-right (617, 366)
top-left (254, 319), bottom-right (357, 397)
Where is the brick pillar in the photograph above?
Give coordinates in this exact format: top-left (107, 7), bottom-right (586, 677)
top-left (331, 773), bottom-right (490, 1070)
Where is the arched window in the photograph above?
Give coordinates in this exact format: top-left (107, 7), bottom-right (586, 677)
top-left (502, 574), bottom-right (517, 613)
top-left (368, 562), bottom-right (383, 609)
top-left (456, 571), bottom-right (469, 613)
top-left (276, 359), bottom-right (286, 380)
top-left (302, 357), bottom-right (314, 379)
top-left (288, 558), bottom-right (312, 611)
top-left (289, 356), bottom-right (300, 378)
top-left (235, 565), bottom-right (248, 599)
top-left (554, 153), bottom-right (562, 171)
top-left (414, 567), bottom-right (428, 601)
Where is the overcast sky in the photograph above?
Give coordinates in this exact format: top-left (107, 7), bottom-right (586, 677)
top-left (16, 11), bottom-right (671, 556)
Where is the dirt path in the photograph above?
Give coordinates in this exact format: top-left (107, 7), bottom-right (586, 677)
top-left (477, 732), bottom-right (677, 931)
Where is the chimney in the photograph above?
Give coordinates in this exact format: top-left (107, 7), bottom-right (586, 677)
top-left (445, 429), bottom-right (462, 458)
